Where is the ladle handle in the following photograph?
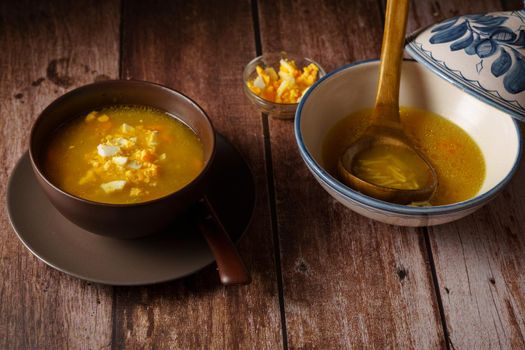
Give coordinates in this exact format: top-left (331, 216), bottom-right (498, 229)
top-left (373, 0), bottom-right (410, 124)
top-left (195, 197), bottom-right (251, 285)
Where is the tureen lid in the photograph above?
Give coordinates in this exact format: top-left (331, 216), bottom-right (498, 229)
top-left (405, 6), bottom-right (525, 121)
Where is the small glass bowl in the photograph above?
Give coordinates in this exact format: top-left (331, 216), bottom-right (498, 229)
top-left (243, 52), bottom-right (326, 119)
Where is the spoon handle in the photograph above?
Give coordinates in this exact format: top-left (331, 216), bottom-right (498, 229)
top-left (196, 197), bottom-right (251, 285)
top-left (373, 0), bottom-right (410, 124)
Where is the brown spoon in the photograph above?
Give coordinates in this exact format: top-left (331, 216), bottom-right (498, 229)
top-left (194, 197), bottom-right (251, 285)
top-left (337, 0), bottom-right (437, 205)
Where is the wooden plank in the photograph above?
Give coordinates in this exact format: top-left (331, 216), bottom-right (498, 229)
top-left (429, 181), bottom-right (525, 349)
top-left (115, 0), bottom-right (283, 349)
top-left (0, 1), bottom-right (119, 349)
top-left (258, 0), bottom-right (445, 348)
top-left (405, 0), bottom-right (503, 35)
top-left (407, 1), bottom-right (525, 348)
top-left (501, 0), bottom-right (525, 10)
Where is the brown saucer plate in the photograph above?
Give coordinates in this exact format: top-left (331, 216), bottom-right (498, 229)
top-left (6, 133), bottom-right (255, 285)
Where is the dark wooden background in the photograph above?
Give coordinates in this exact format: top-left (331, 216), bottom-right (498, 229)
top-left (1, 0), bottom-right (525, 348)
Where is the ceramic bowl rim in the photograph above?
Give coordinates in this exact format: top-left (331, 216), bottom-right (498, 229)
top-left (29, 79), bottom-right (216, 208)
top-left (294, 58), bottom-right (522, 216)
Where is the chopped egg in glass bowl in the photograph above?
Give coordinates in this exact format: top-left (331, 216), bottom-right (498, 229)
top-left (243, 52), bottom-right (325, 119)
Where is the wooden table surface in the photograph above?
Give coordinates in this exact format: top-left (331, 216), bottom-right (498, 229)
top-left (2, 0), bottom-right (525, 349)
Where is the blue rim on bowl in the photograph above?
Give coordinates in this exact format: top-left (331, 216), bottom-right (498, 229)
top-left (294, 58), bottom-right (522, 216)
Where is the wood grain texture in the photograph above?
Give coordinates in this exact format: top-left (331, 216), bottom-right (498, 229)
top-left (0, 1), bottom-right (119, 349)
top-left (257, 0), bottom-right (444, 348)
top-left (429, 186), bottom-right (525, 349)
top-left (2, 1), bottom-right (525, 349)
top-left (116, 0), bottom-right (283, 349)
top-left (403, 0), bottom-right (502, 35)
top-left (500, 0), bottom-right (525, 10)
top-left (406, 1), bottom-right (525, 348)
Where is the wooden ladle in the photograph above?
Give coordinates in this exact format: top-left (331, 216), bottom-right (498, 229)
top-left (337, 0), bottom-right (438, 205)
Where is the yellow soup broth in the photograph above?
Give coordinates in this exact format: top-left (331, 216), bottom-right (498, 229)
top-left (45, 105), bottom-right (204, 204)
top-left (322, 107), bottom-right (486, 206)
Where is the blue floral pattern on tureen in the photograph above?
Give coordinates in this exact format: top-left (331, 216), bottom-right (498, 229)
top-left (406, 7), bottom-right (525, 120)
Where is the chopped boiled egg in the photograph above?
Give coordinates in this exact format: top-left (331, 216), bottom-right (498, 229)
top-left (137, 149), bottom-right (156, 162)
top-left (97, 144), bottom-right (120, 157)
top-left (146, 130), bottom-right (158, 147)
top-left (114, 137), bottom-right (134, 149)
top-left (121, 123), bottom-right (135, 133)
top-left (78, 170), bottom-right (96, 185)
top-left (100, 180), bottom-right (126, 193)
top-left (85, 112), bottom-right (97, 122)
top-left (97, 114), bottom-right (110, 122)
top-left (112, 156), bottom-right (128, 166)
top-left (127, 160), bottom-right (142, 170)
top-left (276, 79), bottom-right (292, 98)
top-left (266, 67), bottom-right (278, 81)
top-left (130, 187), bottom-right (142, 197)
top-left (253, 75), bottom-right (265, 89)
top-left (279, 58), bottom-right (296, 74)
top-left (79, 111), bottom-right (166, 196)
top-left (246, 58), bottom-right (320, 104)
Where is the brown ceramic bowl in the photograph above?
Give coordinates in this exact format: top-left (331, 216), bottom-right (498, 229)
top-left (29, 80), bottom-right (216, 239)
